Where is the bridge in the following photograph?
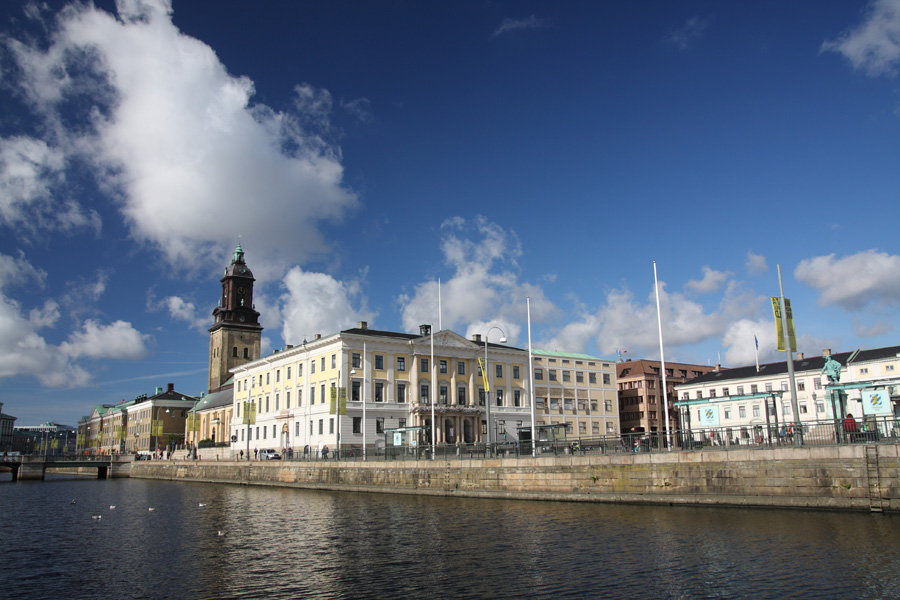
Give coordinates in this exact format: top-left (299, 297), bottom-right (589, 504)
top-left (0, 454), bottom-right (134, 481)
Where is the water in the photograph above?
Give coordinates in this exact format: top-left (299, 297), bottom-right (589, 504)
top-left (2, 474), bottom-right (900, 599)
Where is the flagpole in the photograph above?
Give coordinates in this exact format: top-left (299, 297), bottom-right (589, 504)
top-left (430, 325), bottom-right (436, 460)
top-left (527, 296), bottom-right (537, 457)
top-left (653, 261), bottom-right (672, 451)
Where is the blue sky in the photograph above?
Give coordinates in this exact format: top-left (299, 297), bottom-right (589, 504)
top-left (1, 0), bottom-right (899, 427)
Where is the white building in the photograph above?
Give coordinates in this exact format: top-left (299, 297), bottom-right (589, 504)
top-left (230, 322), bottom-right (534, 456)
top-left (675, 346), bottom-right (900, 443)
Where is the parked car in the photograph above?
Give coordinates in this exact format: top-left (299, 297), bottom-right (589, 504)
top-left (259, 449), bottom-right (281, 460)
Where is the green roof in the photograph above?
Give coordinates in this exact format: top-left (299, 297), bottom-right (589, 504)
top-left (532, 349), bottom-right (606, 361)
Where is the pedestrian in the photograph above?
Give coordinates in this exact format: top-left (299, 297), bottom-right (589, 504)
top-left (322, 445), bottom-right (329, 459)
top-left (240, 449), bottom-right (244, 460)
top-left (843, 413), bottom-right (858, 443)
top-left (254, 448), bottom-right (258, 460)
top-left (303, 444), bottom-right (309, 460)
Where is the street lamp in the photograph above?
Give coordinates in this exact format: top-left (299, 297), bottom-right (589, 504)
top-left (484, 326), bottom-right (507, 447)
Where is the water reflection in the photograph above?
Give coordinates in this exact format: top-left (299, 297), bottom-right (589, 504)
top-left (2, 477), bottom-right (900, 599)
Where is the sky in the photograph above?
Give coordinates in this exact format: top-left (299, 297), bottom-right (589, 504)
top-left (1, 0), bottom-right (899, 427)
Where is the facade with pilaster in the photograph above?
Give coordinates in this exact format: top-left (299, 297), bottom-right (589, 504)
top-left (230, 322), bottom-right (533, 455)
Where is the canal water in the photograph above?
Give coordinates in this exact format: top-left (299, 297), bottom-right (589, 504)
top-left (2, 475), bottom-right (900, 599)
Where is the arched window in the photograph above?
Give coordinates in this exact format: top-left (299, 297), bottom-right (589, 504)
top-left (232, 347), bottom-right (238, 357)
top-left (243, 348), bottom-right (249, 358)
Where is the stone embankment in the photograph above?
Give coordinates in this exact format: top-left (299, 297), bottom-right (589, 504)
top-left (131, 444), bottom-right (900, 512)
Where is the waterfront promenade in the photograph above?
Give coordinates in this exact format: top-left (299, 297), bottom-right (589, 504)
top-left (131, 441), bottom-right (900, 513)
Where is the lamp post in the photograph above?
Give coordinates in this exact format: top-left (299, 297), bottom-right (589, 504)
top-left (484, 326), bottom-right (507, 447)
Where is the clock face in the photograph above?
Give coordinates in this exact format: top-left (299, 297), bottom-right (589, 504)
top-left (237, 286), bottom-right (245, 295)
top-left (240, 316), bottom-right (246, 323)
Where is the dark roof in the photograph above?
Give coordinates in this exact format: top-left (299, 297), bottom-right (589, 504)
top-left (687, 345), bottom-right (900, 385)
top-left (341, 327), bottom-right (419, 340)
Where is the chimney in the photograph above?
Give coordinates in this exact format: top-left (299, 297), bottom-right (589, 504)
top-left (797, 352), bottom-right (804, 360)
top-left (420, 324), bottom-right (431, 336)
top-left (358, 321), bottom-right (368, 330)
top-left (714, 364), bottom-right (721, 372)
top-left (286, 345), bottom-right (293, 350)
top-left (823, 349), bottom-right (832, 357)
top-left (156, 386), bottom-right (163, 394)
top-left (167, 383), bottom-right (174, 393)
top-left (472, 333), bottom-right (482, 343)
top-left (314, 334), bottom-right (322, 340)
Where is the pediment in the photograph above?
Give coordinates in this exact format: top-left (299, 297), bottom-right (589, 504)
top-left (410, 329), bottom-right (478, 351)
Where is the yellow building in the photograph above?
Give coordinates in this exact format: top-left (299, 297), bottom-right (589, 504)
top-left (230, 322), bottom-right (532, 456)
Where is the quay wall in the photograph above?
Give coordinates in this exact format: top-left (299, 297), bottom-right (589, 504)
top-left (130, 444), bottom-right (900, 512)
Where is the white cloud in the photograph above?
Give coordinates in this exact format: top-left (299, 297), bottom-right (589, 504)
top-left (853, 318), bottom-right (893, 337)
top-left (0, 251), bottom-right (151, 387)
top-left (280, 267), bottom-right (374, 345)
top-left (821, 0), bottom-right (900, 77)
top-left (795, 250), bottom-right (900, 310)
top-left (60, 319), bottom-right (151, 360)
top-left (491, 15), bottom-right (547, 39)
top-left (397, 217), bottom-right (554, 346)
top-left (161, 296), bottom-right (209, 331)
top-left (685, 266), bottom-right (732, 294)
top-left (745, 250), bottom-right (768, 275)
top-left (721, 318), bottom-right (775, 366)
top-left (665, 16), bottom-right (712, 50)
top-left (4, 0), bottom-right (357, 274)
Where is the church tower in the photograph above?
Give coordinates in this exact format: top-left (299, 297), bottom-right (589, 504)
top-left (208, 242), bottom-right (263, 392)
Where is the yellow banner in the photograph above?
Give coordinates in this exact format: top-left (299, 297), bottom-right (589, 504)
top-left (771, 297), bottom-right (797, 352)
top-left (329, 387), bottom-right (347, 415)
top-left (241, 402), bottom-right (256, 425)
top-left (477, 357), bottom-right (490, 393)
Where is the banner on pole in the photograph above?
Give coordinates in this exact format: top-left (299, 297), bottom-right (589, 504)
top-left (477, 357), bottom-right (490, 392)
top-left (770, 297), bottom-right (797, 352)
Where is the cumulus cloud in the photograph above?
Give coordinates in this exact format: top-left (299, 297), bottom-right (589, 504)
top-left (821, 0), bottom-right (900, 77)
top-left (0, 251), bottom-right (151, 387)
top-left (491, 15), bottom-right (547, 39)
top-left (280, 266), bottom-right (374, 345)
top-left (664, 16), bottom-right (712, 50)
top-left (746, 250), bottom-right (768, 275)
top-left (685, 266), bottom-right (732, 294)
top-left (795, 250), bottom-right (900, 310)
top-left (3, 0), bottom-right (357, 274)
top-left (397, 217), bottom-right (556, 346)
top-left (160, 296), bottom-right (210, 331)
top-left (853, 318), bottom-right (893, 337)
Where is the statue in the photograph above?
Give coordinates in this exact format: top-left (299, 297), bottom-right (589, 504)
top-left (822, 355), bottom-right (841, 384)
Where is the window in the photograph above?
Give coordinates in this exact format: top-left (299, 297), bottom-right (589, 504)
top-left (723, 387), bottom-right (729, 396)
top-left (549, 370), bottom-right (557, 381)
top-left (398, 418), bottom-right (406, 429)
top-left (265, 396), bottom-right (270, 412)
top-left (562, 371), bottom-right (570, 382)
top-left (321, 384), bottom-right (325, 408)
top-left (275, 393), bottom-right (279, 411)
top-left (329, 418), bottom-right (334, 434)
top-left (276, 370), bottom-right (280, 383)
top-left (860, 367), bottom-right (869, 375)
top-left (311, 361), bottom-right (316, 374)
top-left (298, 364), bottom-right (303, 377)
top-left (310, 387), bottom-right (315, 405)
top-left (799, 402), bottom-right (808, 414)
top-left (696, 391), bottom-right (703, 399)
top-left (495, 364), bottom-right (503, 378)
top-left (243, 348), bottom-right (249, 358)
top-left (750, 384), bottom-right (758, 393)
top-left (781, 381), bottom-right (789, 391)
top-left (478, 389), bottom-right (486, 406)
top-left (232, 347), bottom-right (238, 358)
top-left (736, 385), bottom-right (744, 395)
top-left (576, 371), bottom-right (583, 383)
top-left (709, 389), bottom-right (716, 398)
top-left (375, 382), bottom-right (384, 402)
top-left (420, 384), bottom-right (430, 403)
top-left (496, 389), bottom-right (504, 407)
top-left (297, 389), bottom-right (303, 406)
top-left (397, 383), bottom-right (406, 403)
top-left (331, 354), bottom-right (336, 369)
top-left (765, 382), bottom-right (773, 392)
top-left (739, 406), bottom-right (746, 418)
top-left (816, 401), bottom-right (825, 414)
top-left (396, 356), bottom-right (406, 372)
top-left (352, 417), bottom-right (361, 434)
top-left (458, 386), bottom-right (467, 405)
top-left (352, 353), bottom-right (361, 368)
top-left (351, 381), bottom-right (361, 402)
top-left (797, 380), bottom-right (806, 391)
top-left (535, 368), bottom-right (543, 380)
top-left (514, 390), bottom-right (521, 407)
top-left (814, 378), bottom-right (822, 390)
top-left (375, 355), bottom-right (384, 370)
top-left (604, 400), bottom-right (612, 412)
top-left (783, 402), bottom-right (792, 416)
top-left (512, 365), bottom-right (520, 379)
top-left (421, 358), bottom-right (429, 372)
top-left (439, 360), bottom-right (448, 374)
top-left (266, 373), bottom-right (270, 385)
top-left (439, 385), bottom-right (448, 404)
top-left (752, 405), bottom-right (760, 417)
top-left (287, 366), bottom-right (291, 379)
top-left (263, 426), bottom-right (267, 439)
top-left (457, 361), bottom-right (466, 375)
top-left (887, 365), bottom-right (896, 372)
top-left (295, 422), bottom-right (300, 436)
top-left (376, 418), bottom-right (384, 434)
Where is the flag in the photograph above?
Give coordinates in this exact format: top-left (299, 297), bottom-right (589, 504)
top-left (754, 335), bottom-right (758, 350)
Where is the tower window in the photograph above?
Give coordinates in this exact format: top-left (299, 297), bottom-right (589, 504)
top-left (232, 347), bottom-right (238, 357)
top-left (243, 348), bottom-right (249, 358)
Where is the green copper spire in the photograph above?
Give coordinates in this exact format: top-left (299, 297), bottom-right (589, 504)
top-left (232, 240), bottom-right (244, 264)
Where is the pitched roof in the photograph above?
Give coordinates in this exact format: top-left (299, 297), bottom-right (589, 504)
top-left (685, 345), bottom-right (900, 385)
